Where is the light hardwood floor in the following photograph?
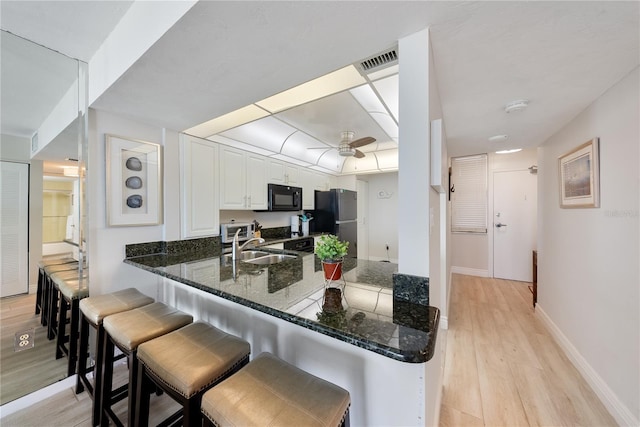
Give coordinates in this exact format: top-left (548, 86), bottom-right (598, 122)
top-left (0, 293), bottom-right (67, 404)
top-left (439, 274), bottom-right (617, 427)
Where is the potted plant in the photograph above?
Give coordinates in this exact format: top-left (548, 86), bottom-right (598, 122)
top-left (315, 234), bottom-right (349, 281)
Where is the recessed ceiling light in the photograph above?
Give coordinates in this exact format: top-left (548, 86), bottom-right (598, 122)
top-left (496, 148), bottom-right (522, 154)
top-left (504, 100), bottom-right (529, 113)
top-left (488, 134), bottom-right (508, 142)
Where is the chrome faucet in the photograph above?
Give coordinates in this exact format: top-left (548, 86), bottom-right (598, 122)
top-left (232, 229), bottom-right (265, 261)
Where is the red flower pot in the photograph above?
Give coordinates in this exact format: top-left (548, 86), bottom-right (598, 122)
top-left (322, 260), bottom-right (342, 280)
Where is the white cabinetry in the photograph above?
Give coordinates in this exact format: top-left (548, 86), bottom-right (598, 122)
top-left (314, 171), bottom-right (332, 192)
top-left (219, 146), bottom-right (268, 210)
top-left (300, 169), bottom-right (334, 209)
top-left (299, 168), bottom-right (315, 210)
top-left (180, 134), bottom-right (220, 238)
top-left (268, 159), bottom-right (299, 185)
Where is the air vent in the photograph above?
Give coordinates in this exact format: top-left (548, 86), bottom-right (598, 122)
top-left (359, 48), bottom-right (398, 73)
top-left (31, 132), bottom-right (38, 152)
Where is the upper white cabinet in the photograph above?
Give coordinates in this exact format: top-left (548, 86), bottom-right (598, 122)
top-left (180, 134), bottom-right (219, 238)
top-left (268, 159), bottom-right (299, 185)
top-left (299, 168), bottom-right (315, 210)
top-left (220, 146), bottom-right (268, 210)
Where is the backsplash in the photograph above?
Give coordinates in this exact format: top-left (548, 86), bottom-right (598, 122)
top-left (125, 236), bottom-right (222, 258)
top-left (392, 273), bottom-right (429, 306)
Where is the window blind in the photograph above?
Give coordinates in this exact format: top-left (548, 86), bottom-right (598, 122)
top-left (451, 154), bottom-right (487, 233)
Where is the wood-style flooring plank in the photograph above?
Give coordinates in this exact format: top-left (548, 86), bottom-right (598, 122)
top-left (0, 293), bottom-right (68, 405)
top-left (442, 327), bottom-right (484, 419)
top-left (439, 403), bottom-right (484, 427)
top-left (441, 274), bottom-right (617, 427)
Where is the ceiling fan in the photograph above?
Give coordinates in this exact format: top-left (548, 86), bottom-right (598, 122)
top-left (310, 131), bottom-right (376, 158)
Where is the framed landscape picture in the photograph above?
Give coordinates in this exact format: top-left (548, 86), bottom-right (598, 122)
top-left (106, 135), bottom-right (163, 226)
top-left (558, 138), bottom-right (600, 208)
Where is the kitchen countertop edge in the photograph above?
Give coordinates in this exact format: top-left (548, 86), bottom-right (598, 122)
top-left (124, 256), bottom-right (439, 364)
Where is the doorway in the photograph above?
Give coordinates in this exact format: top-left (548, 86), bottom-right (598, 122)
top-left (0, 161), bottom-right (29, 297)
top-left (493, 169), bottom-right (537, 281)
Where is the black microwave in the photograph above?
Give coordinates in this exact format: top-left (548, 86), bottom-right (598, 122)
top-left (267, 184), bottom-right (302, 211)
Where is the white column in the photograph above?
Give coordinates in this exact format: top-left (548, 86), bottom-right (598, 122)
top-left (398, 29), bottom-right (430, 277)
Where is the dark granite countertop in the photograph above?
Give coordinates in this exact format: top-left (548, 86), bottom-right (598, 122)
top-left (124, 248), bottom-right (439, 363)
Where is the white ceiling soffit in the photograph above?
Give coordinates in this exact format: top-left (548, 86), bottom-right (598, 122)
top-left (0, 1), bottom-right (134, 63)
top-left (0, 30), bottom-right (79, 138)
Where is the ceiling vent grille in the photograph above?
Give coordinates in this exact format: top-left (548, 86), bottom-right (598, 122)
top-left (359, 48), bottom-right (398, 73)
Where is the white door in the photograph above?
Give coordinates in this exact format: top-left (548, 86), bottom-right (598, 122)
top-left (493, 170), bottom-right (537, 282)
top-left (357, 180), bottom-right (369, 260)
top-left (1, 161), bottom-right (29, 297)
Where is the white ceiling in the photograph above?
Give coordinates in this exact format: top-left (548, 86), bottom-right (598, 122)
top-left (2, 1), bottom-right (638, 173)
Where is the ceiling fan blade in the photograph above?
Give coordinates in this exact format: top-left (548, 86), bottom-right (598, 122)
top-left (349, 136), bottom-right (376, 149)
top-left (308, 146), bottom-right (335, 150)
top-left (354, 149), bottom-right (365, 159)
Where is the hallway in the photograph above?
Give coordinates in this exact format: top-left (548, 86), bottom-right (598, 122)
top-left (439, 274), bottom-right (616, 426)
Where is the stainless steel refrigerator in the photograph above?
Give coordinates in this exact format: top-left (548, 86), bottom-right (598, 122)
top-left (311, 189), bottom-right (357, 258)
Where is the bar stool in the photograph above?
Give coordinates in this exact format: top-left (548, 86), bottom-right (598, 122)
top-left (201, 352), bottom-right (351, 427)
top-left (135, 321), bottom-right (251, 427)
top-left (52, 272), bottom-right (89, 376)
top-left (36, 256), bottom-right (75, 317)
top-left (77, 288), bottom-right (154, 427)
top-left (101, 302), bottom-right (193, 427)
top-left (48, 268), bottom-right (87, 341)
top-left (42, 262), bottom-right (79, 328)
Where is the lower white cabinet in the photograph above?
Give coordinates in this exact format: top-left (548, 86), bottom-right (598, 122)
top-left (180, 134), bottom-right (219, 238)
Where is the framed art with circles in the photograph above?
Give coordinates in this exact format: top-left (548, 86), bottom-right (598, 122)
top-left (106, 134), bottom-right (163, 226)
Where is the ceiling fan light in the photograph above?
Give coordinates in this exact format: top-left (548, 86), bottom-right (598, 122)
top-left (338, 145), bottom-right (355, 156)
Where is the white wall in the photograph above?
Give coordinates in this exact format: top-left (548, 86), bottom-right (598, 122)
top-left (363, 172), bottom-right (398, 262)
top-left (87, 109), bottom-right (179, 297)
top-left (537, 68), bottom-right (639, 426)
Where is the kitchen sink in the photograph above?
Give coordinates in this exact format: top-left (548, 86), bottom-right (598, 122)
top-left (222, 251), bottom-right (297, 265)
top-left (224, 250), bottom-right (270, 261)
top-left (243, 254), bottom-right (297, 265)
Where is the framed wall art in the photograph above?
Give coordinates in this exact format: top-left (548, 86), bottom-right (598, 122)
top-left (558, 137), bottom-right (600, 208)
top-left (106, 135), bottom-right (163, 226)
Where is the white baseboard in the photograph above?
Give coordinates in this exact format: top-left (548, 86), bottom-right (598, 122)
top-left (367, 255), bottom-right (398, 264)
top-left (450, 266), bottom-right (489, 277)
top-left (536, 306), bottom-right (639, 427)
top-left (0, 375), bottom-right (77, 419)
top-left (439, 315), bottom-right (448, 330)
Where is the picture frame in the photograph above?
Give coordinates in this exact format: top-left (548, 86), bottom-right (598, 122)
top-left (558, 137), bottom-right (600, 208)
top-left (106, 134), bottom-right (163, 226)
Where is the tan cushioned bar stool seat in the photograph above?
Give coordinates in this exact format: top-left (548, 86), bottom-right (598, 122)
top-left (80, 288), bottom-right (154, 326)
top-left (38, 257), bottom-right (76, 268)
top-left (138, 321), bottom-right (251, 399)
top-left (56, 277), bottom-right (90, 300)
top-left (44, 262), bottom-right (80, 275)
top-left (103, 302), bottom-right (193, 352)
top-left (202, 352), bottom-right (351, 427)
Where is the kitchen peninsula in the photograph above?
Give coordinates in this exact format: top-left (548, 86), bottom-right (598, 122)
top-left (124, 239), bottom-right (439, 426)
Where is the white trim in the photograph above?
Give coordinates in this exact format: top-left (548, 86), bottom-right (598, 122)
top-left (450, 266), bottom-right (489, 277)
top-left (536, 305), bottom-right (639, 427)
top-left (0, 375), bottom-right (76, 418)
top-left (367, 255), bottom-right (398, 264)
top-left (439, 316), bottom-right (448, 330)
